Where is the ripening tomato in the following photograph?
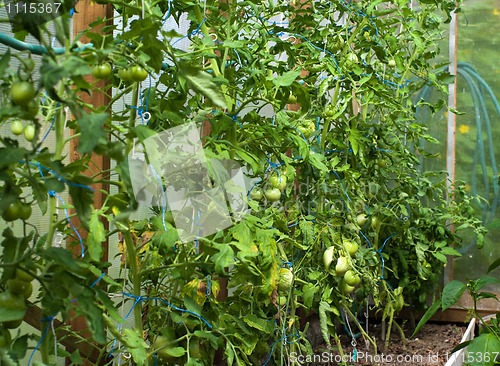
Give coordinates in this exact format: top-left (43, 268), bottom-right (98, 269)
top-left (91, 63), bottom-right (112, 80)
top-left (341, 280), bottom-right (355, 294)
top-left (278, 268), bottom-right (293, 291)
top-left (7, 279), bottom-right (30, 296)
top-left (2, 201), bottom-right (23, 222)
top-left (270, 175), bottom-right (286, 191)
top-left (130, 65), bottom-right (148, 82)
top-left (24, 125), bottom-right (35, 142)
top-left (19, 204), bottom-right (31, 221)
top-left (343, 270), bottom-right (360, 286)
top-left (10, 120), bottom-right (24, 135)
top-left (265, 188), bottom-right (281, 202)
top-left (277, 296), bottom-right (287, 306)
top-left (356, 214), bottom-right (368, 227)
top-left (11, 81), bottom-right (36, 106)
top-left (335, 256), bottom-right (349, 276)
top-left (323, 246), bottom-right (335, 272)
top-left (15, 268), bottom-right (35, 282)
top-left (249, 187), bottom-right (264, 201)
top-left (343, 239), bottom-right (358, 256)
top-left (118, 68), bottom-right (133, 81)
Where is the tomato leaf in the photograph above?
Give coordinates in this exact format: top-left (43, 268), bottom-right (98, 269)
top-left (76, 113), bottom-right (108, 154)
top-left (179, 62), bottom-right (227, 109)
top-left (212, 244), bottom-right (235, 275)
top-left (273, 70), bottom-right (301, 88)
top-left (442, 280), bottom-right (466, 310)
top-left (319, 301), bottom-right (333, 345)
top-left (88, 211), bottom-right (105, 261)
top-left (411, 299), bottom-right (441, 337)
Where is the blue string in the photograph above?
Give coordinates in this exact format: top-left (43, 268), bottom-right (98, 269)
top-left (331, 170), bottom-right (351, 201)
top-left (263, 329), bottom-right (300, 366)
top-left (48, 191), bottom-right (85, 258)
top-left (122, 293), bottom-right (212, 328)
top-left (161, 0), bottom-right (172, 27)
top-left (28, 316), bottom-right (55, 366)
top-left (206, 275), bottom-right (210, 296)
top-left (154, 352), bottom-right (157, 366)
top-left (39, 103), bottom-right (60, 149)
top-left (20, 161), bottom-right (96, 191)
top-left (374, 232), bottom-right (399, 289)
top-left (171, 18), bottom-right (206, 47)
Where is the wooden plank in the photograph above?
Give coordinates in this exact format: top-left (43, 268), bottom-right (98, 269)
top-left (23, 304), bottom-right (101, 362)
top-left (67, 1), bottom-right (113, 365)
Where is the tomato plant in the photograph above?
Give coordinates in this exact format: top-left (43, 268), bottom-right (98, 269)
top-left (0, 0), bottom-right (487, 364)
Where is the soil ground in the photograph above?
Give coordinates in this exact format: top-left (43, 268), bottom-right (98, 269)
top-left (310, 322), bottom-right (467, 366)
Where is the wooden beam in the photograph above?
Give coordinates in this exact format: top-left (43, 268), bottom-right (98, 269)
top-left (24, 304), bottom-right (101, 363)
top-left (68, 1), bottom-right (113, 365)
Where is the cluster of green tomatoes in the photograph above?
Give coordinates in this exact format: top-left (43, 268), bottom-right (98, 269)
top-left (323, 238), bottom-right (361, 294)
top-left (9, 81), bottom-right (37, 141)
top-left (91, 62), bottom-right (148, 82)
top-left (0, 268), bottom-right (36, 348)
top-left (249, 173), bottom-right (288, 203)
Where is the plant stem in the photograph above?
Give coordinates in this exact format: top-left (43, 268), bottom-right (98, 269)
top-left (126, 83), bottom-right (139, 154)
top-left (122, 230), bottom-right (143, 333)
top-left (384, 308), bottom-right (394, 354)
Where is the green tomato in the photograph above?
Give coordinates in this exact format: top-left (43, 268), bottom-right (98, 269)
top-left (0, 326), bottom-right (11, 348)
top-left (356, 214), bottom-right (368, 227)
top-left (2, 201), bottom-right (23, 222)
top-left (23, 282), bottom-right (33, 299)
top-left (91, 63), bottom-right (112, 80)
top-left (323, 246), bottom-right (335, 272)
top-left (265, 188), bottom-right (281, 202)
top-left (277, 296), bottom-right (287, 306)
top-left (335, 256), bottom-right (349, 276)
top-left (287, 94), bottom-right (297, 104)
top-left (19, 204), bottom-right (32, 221)
top-left (26, 98), bottom-right (40, 117)
top-left (10, 120), bottom-right (24, 135)
top-left (24, 125), bottom-right (35, 142)
top-left (11, 81), bottom-right (36, 106)
top-left (249, 187), bottom-right (264, 201)
top-left (388, 59), bottom-right (396, 67)
top-left (371, 216), bottom-right (380, 230)
top-left (153, 332), bottom-right (180, 362)
top-left (270, 175), bottom-right (287, 191)
top-left (7, 279), bottom-right (30, 295)
top-left (0, 291), bottom-right (25, 310)
top-left (377, 160), bottom-right (387, 169)
top-left (343, 239), bottom-right (358, 256)
top-left (278, 268), bottom-right (293, 291)
top-left (16, 268), bottom-right (35, 282)
top-left (345, 53), bottom-right (358, 66)
top-left (343, 270), bottom-right (360, 286)
top-left (297, 125), bottom-right (311, 139)
top-left (118, 67), bottom-right (133, 81)
top-left (130, 65), bottom-right (148, 82)
top-left (341, 280), bottom-right (355, 294)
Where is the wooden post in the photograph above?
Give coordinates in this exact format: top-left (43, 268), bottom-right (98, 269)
top-left (67, 1), bottom-right (113, 365)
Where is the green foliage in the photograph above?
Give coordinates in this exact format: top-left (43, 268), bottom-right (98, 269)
top-left (0, 0), bottom-right (488, 364)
